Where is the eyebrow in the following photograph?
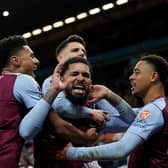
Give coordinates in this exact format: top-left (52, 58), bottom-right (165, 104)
top-left (133, 67), bottom-right (140, 72)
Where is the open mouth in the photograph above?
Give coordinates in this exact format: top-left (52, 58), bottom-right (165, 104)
top-left (130, 82), bottom-right (136, 91)
top-left (73, 85), bottom-right (86, 94)
top-left (33, 65), bottom-right (38, 71)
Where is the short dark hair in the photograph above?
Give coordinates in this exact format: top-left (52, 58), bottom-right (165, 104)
top-left (140, 54), bottom-right (168, 86)
top-left (56, 34), bottom-right (86, 57)
top-left (0, 35), bottom-right (28, 69)
top-left (60, 56), bottom-right (92, 77)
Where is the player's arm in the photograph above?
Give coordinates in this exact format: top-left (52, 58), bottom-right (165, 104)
top-left (17, 75), bottom-right (60, 139)
top-left (42, 76), bottom-right (109, 123)
top-left (58, 131), bottom-right (143, 161)
top-left (88, 85), bottom-right (136, 124)
top-left (48, 111), bottom-right (100, 146)
top-left (52, 92), bottom-right (91, 118)
top-left (19, 64), bottom-right (67, 139)
top-left (65, 103), bottom-right (164, 160)
top-left (48, 92), bottom-right (108, 125)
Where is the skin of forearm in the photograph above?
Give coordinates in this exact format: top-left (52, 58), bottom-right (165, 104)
top-left (43, 87), bottom-right (60, 104)
top-left (48, 111), bottom-right (98, 146)
top-left (106, 89), bottom-right (122, 106)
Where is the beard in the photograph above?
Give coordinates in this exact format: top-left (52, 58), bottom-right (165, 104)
top-left (65, 87), bottom-right (89, 106)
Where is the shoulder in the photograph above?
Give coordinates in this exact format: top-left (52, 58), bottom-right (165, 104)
top-left (135, 98), bottom-right (164, 123)
top-left (151, 97), bottom-right (167, 111)
top-left (43, 75), bottom-right (52, 85)
top-left (16, 74), bottom-right (39, 87)
top-left (15, 74), bottom-right (40, 93)
top-left (42, 75), bottom-right (52, 94)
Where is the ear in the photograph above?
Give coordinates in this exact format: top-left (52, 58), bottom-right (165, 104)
top-left (57, 54), bottom-right (63, 63)
top-left (10, 55), bottom-right (20, 66)
top-left (151, 72), bottom-right (159, 82)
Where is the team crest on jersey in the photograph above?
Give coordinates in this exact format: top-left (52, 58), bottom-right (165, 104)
top-left (139, 110), bottom-right (151, 120)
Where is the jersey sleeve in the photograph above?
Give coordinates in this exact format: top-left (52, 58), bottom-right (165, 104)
top-left (52, 92), bottom-right (91, 118)
top-left (16, 75), bottom-right (51, 139)
top-left (14, 74), bottom-right (42, 108)
top-left (66, 131), bottom-right (143, 161)
top-left (95, 99), bottom-right (119, 116)
top-left (127, 102), bottom-right (164, 140)
top-left (42, 75), bottom-right (52, 95)
top-left (66, 101), bottom-right (164, 161)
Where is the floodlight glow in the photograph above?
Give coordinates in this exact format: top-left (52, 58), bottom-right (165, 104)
top-left (3, 10), bottom-right (9, 17)
top-left (116, 0), bottom-right (128, 5)
top-left (53, 21), bottom-right (64, 28)
top-left (76, 12), bottom-right (88, 20)
top-left (42, 25), bottom-right (52, 32)
top-left (102, 3), bottom-right (114, 10)
top-left (89, 8), bottom-right (101, 15)
top-left (65, 17), bottom-right (76, 24)
top-left (22, 32), bottom-right (32, 38)
top-left (32, 29), bottom-right (42, 35)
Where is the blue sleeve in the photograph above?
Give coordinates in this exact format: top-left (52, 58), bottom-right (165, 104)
top-left (52, 92), bottom-right (91, 118)
top-left (127, 102), bottom-right (164, 140)
top-left (97, 100), bottom-right (136, 133)
top-left (14, 74), bottom-right (42, 108)
top-left (66, 100), bottom-right (164, 161)
top-left (95, 99), bottom-right (119, 116)
top-left (42, 75), bottom-right (52, 95)
top-left (67, 131), bottom-right (144, 161)
top-left (19, 99), bottom-right (51, 140)
top-left (97, 116), bottom-right (129, 133)
top-left (14, 74), bottom-right (51, 140)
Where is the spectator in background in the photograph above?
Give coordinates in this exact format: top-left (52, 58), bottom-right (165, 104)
top-left (60, 55), bottom-right (168, 168)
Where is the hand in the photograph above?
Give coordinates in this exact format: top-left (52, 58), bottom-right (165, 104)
top-left (56, 142), bottom-right (73, 160)
top-left (84, 128), bottom-right (101, 146)
top-left (51, 63), bottom-right (65, 91)
top-left (86, 128), bottom-right (97, 137)
top-left (88, 85), bottom-right (110, 103)
top-left (89, 109), bottom-right (110, 126)
top-left (51, 63), bottom-right (72, 91)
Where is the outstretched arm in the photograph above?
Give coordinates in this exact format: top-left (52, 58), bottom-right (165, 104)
top-left (61, 131), bottom-right (143, 160)
top-left (59, 100), bottom-right (164, 160)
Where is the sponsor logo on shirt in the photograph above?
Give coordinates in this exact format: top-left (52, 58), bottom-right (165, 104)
top-left (133, 119), bottom-right (146, 128)
top-left (139, 110), bottom-right (151, 120)
top-left (132, 110), bottom-right (150, 128)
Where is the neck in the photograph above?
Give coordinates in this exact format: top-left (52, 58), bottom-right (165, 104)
top-left (2, 67), bottom-right (18, 73)
top-left (143, 83), bottom-right (165, 104)
top-left (2, 67), bottom-right (35, 78)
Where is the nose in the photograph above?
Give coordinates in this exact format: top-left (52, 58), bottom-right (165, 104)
top-left (78, 50), bottom-right (87, 59)
top-left (76, 74), bottom-right (84, 81)
top-left (129, 73), bottom-right (134, 81)
top-left (34, 57), bottom-right (40, 65)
